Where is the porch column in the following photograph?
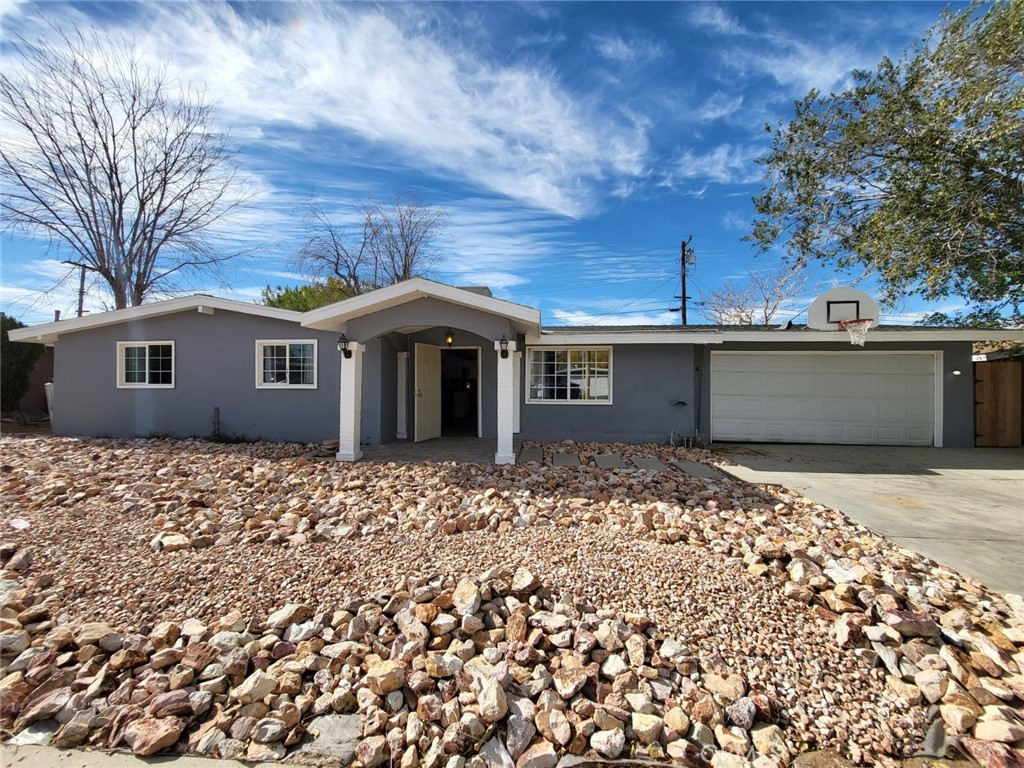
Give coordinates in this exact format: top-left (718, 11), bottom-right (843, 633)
top-left (494, 339), bottom-right (517, 464)
top-left (337, 341), bottom-right (364, 462)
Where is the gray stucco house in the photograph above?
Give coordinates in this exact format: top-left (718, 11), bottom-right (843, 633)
top-left (10, 279), bottom-right (1022, 462)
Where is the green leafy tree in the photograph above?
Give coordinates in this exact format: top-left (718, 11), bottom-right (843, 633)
top-left (750, 1), bottom-right (1023, 325)
top-left (1, 316), bottom-right (45, 413)
top-left (260, 277), bottom-right (351, 312)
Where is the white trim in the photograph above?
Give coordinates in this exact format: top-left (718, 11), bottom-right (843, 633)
top-left (337, 342), bottom-right (364, 462)
top-left (530, 329), bottom-right (1024, 345)
top-left (116, 341), bottom-right (175, 389)
top-left (254, 339), bottom-right (318, 389)
top-left (10, 295), bottom-right (304, 344)
top-left (513, 350), bottom-right (522, 434)
top-left (302, 277), bottom-right (541, 332)
top-left (396, 351), bottom-right (409, 439)
top-left (495, 339), bottom-right (517, 464)
top-left (709, 350), bottom-right (942, 447)
top-left (525, 346), bottom-right (613, 405)
top-left (934, 350), bottom-right (944, 448)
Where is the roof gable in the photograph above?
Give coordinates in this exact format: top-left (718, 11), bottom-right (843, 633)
top-left (301, 277), bottom-right (541, 333)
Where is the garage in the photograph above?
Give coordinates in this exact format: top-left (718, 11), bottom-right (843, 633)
top-left (711, 352), bottom-right (938, 446)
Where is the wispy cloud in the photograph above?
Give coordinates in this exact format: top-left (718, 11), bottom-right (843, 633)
top-left (721, 211), bottom-right (749, 231)
top-left (548, 308), bottom-right (678, 326)
top-left (3, 4), bottom-right (650, 219)
top-left (697, 91), bottom-right (744, 122)
top-left (591, 32), bottom-right (663, 65)
top-left (687, 4), bottom-right (748, 37)
top-left (673, 143), bottom-right (764, 186)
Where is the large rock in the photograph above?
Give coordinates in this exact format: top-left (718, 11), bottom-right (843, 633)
top-left (123, 716), bottom-right (186, 756)
top-left (552, 667), bottom-right (588, 699)
top-left (516, 740), bottom-right (557, 768)
top-left (479, 678), bottom-right (508, 722)
top-left (300, 714), bottom-right (361, 762)
top-left (452, 580), bottom-right (482, 616)
top-left (366, 660), bottom-right (406, 695)
top-left (230, 670), bottom-right (278, 704)
top-left (265, 603), bottom-right (313, 629)
top-left (355, 735), bottom-right (390, 767)
top-left (590, 728), bottom-right (625, 758)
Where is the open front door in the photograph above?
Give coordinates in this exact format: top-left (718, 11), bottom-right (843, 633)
top-left (414, 343), bottom-right (441, 442)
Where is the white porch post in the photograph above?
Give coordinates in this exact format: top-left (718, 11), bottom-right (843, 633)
top-left (494, 339), bottom-right (517, 464)
top-left (337, 342), bottom-right (364, 462)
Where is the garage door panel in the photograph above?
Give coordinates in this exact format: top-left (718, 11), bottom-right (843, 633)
top-left (712, 353), bottom-right (935, 446)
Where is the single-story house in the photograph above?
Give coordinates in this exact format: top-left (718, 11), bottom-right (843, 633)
top-left (10, 279), bottom-right (1023, 462)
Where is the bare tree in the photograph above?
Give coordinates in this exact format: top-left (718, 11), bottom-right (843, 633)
top-left (698, 264), bottom-right (807, 325)
top-left (299, 191), bottom-right (446, 293)
top-left (0, 27), bottom-right (247, 309)
top-left (296, 199), bottom-right (373, 296)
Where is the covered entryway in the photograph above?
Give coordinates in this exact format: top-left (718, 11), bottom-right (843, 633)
top-left (301, 279), bottom-right (540, 464)
top-left (711, 351), bottom-right (938, 446)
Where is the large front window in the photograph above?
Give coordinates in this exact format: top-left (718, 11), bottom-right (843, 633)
top-left (528, 348), bottom-right (611, 403)
top-left (256, 340), bottom-right (317, 388)
top-left (117, 342), bottom-right (174, 388)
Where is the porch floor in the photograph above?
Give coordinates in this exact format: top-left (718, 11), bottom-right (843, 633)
top-left (358, 437), bottom-right (521, 465)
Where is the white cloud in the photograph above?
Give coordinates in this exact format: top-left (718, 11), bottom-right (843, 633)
top-left (548, 308), bottom-right (678, 327)
top-left (687, 4), bottom-right (748, 37)
top-left (591, 33), bottom-right (663, 65)
top-left (674, 143), bottom-right (764, 185)
top-left (721, 211), bottom-right (749, 231)
top-left (697, 91), bottom-right (744, 122)
top-left (5, 4), bottom-right (650, 219)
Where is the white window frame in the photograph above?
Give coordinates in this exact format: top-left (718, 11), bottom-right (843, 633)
top-left (526, 346), bottom-right (613, 405)
top-left (255, 339), bottom-right (318, 389)
top-left (116, 341), bottom-right (175, 389)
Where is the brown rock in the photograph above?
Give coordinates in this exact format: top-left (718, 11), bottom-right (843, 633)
top-left (124, 716), bottom-right (186, 756)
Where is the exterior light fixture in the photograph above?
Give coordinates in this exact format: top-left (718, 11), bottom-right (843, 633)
top-left (499, 334), bottom-right (510, 358)
top-left (337, 335), bottom-right (352, 358)
top-left (952, 368), bottom-right (962, 376)
top-left (445, 328), bottom-right (455, 348)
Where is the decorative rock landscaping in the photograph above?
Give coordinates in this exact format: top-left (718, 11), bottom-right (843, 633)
top-left (0, 435), bottom-right (1022, 767)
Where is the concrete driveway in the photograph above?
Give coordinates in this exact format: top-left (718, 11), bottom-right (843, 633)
top-left (714, 444), bottom-right (1024, 595)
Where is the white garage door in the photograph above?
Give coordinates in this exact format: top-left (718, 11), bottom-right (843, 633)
top-left (711, 352), bottom-right (936, 446)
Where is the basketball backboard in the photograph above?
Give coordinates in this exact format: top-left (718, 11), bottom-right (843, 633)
top-left (806, 287), bottom-right (879, 330)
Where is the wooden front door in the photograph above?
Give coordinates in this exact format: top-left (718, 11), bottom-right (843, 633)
top-left (414, 343), bottom-right (441, 443)
top-left (975, 361), bottom-right (1023, 447)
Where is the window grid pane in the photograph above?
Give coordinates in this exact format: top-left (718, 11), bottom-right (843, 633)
top-left (260, 342), bottom-right (315, 386)
top-left (528, 348), bottom-right (610, 402)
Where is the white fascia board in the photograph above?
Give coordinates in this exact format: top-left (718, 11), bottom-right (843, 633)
top-left (716, 329), bottom-right (1024, 343)
top-left (528, 332), bottom-right (726, 345)
top-left (7, 295), bottom-right (304, 344)
top-left (302, 277), bottom-right (541, 331)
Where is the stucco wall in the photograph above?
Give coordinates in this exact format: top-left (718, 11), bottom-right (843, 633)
top-left (518, 344), bottom-right (696, 444)
top-left (52, 310), bottom-right (340, 443)
top-left (698, 340), bottom-right (975, 448)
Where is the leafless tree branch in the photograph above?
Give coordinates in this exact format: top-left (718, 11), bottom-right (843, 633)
top-left (0, 24), bottom-right (250, 308)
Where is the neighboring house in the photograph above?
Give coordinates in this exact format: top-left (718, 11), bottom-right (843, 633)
top-left (10, 280), bottom-right (1024, 462)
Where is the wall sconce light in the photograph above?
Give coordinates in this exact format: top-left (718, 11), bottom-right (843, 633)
top-left (337, 334), bottom-right (352, 359)
top-left (499, 334), bottom-right (509, 358)
top-left (445, 328), bottom-right (455, 348)
top-left (952, 368), bottom-right (962, 376)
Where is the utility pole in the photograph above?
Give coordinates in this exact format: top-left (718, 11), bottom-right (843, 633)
top-left (77, 264), bottom-right (86, 318)
top-left (670, 237), bottom-right (695, 325)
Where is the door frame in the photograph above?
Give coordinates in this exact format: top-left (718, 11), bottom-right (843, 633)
top-left (709, 350), bottom-right (943, 447)
top-left (442, 345), bottom-right (482, 438)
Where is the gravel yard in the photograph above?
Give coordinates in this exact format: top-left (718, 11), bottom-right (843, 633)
top-left (1, 435), bottom-right (1022, 768)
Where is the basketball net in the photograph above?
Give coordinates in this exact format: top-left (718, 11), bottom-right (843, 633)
top-left (839, 319), bottom-right (872, 346)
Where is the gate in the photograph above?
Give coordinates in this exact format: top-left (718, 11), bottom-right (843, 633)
top-left (975, 361), bottom-right (1023, 447)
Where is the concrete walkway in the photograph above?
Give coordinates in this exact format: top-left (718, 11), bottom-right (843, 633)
top-left (0, 743), bottom-right (298, 768)
top-left (714, 444), bottom-right (1024, 595)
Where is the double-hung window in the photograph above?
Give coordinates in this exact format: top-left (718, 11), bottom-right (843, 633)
top-left (527, 347), bottom-right (611, 403)
top-left (256, 340), bottom-right (317, 388)
top-left (117, 342), bottom-right (174, 388)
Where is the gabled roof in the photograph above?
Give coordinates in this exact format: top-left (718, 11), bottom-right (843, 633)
top-left (302, 277), bottom-right (541, 334)
top-left (7, 295), bottom-right (304, 344)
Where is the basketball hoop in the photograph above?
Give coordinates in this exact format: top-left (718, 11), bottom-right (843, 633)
top-left (839, 318), bottom-right (872, 346)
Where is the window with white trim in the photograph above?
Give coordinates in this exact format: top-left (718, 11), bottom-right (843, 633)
top-left (527, 348), bottom-right (611, 403)
top-left (256, 340), bottom-right (317, 388)
top-left (117, 342), bottom-right (174, 388)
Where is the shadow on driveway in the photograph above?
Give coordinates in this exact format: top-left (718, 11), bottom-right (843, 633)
top-left (714, 444), bottom-right (1024, 595)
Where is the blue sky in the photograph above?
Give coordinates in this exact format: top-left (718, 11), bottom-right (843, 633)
top-left (1, 1), bottom-right (967, 327)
